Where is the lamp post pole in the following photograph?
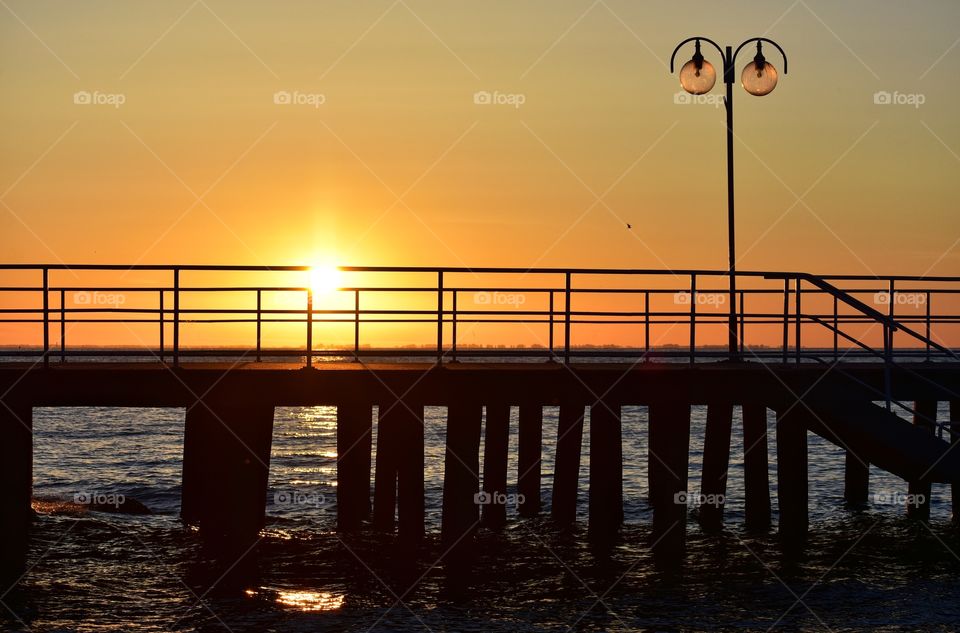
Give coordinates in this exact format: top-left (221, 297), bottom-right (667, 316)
top-left (724, 45), bottom-right (738, 360)
top-left (670, 37), bottom-right (788, 361)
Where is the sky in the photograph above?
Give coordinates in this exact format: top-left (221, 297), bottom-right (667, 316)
top-left (0, 1), bottom-right (958, 348)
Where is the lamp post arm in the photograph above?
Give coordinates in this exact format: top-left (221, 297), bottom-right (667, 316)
top-left (731, 37), bottom-right (788, 74)
top-left (669, 36), bottom-right (727, 73)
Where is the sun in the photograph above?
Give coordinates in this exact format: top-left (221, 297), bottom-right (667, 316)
top-left (308, 264), bottom-right (342, 295)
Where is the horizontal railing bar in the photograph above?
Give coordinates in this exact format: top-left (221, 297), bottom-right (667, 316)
top-left (0, 317), bottom-right (841, 325)
top-left (2, 347), bottom-right (955, 356)
top-left (4, 305), bottom-right (958, 320)
top-left (13, 285), bottom-right (960, 295)
top-left (45, 286), bottom-right (311, 293)
top-left (0, 318), bottom-right (836, 326)
top-left (10, 348), bottom-right (951, 355)
top-left (0, 265), bottom-right (749, 275)
top-left (2, 263), bottom-right (957, 283)
top-left (3, 312), bottom-right (959, 324)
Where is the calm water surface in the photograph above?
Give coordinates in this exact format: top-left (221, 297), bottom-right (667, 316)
top-left (4, 376), bottom-right (960, 631)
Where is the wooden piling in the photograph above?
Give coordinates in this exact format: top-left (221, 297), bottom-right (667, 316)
top-left (481, 404), bottom-right (510, 529)
top-left (907, 400), bottom-right (937, 521)
top-left (699, 402), bottom-right (733, 531)
top-left (372, 404), bottom-right (398, 532)
top-left (181, 398), bottom-right (275, 548)
top-left (648, 401), bottom-right (690, 567)
top-left (180, 404), bottom-right (207, 527)
top-left (952, 400), bottom-right (959, 523)
top-left (588, 400), bottom-right (622, 542)
top-left (442, 403), bottom-right (483, 545)
top-left (336, 402), bottom-right (372, 531)
top-left (843, 450), bottom-right (869, 505)
top-left (0, 400), bottom-right (31, 582)
top-left (776, 408), bottom-right (808, 547)
top-left (742, 403), bottom-right (771, 530)
top-left (517, 404), bottom-right (543, 517)
top-left (552, 403), bottom-right (585, 525)
top-left (374, 400), bottom-right (425, 542)
top-left (395, 402), bottom-right (425, 544)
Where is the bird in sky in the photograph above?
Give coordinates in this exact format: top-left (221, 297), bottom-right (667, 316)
top-left (626, 223), bottom-right (632, 229)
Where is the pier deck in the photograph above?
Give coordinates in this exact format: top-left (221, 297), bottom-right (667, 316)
top-left (1, 264), bottom-right (959, 578)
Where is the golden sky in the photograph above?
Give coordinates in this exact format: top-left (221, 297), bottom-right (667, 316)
top-left (2, 0), bottom-right (959, 274)
top-left (1, 1), bottom-right (958, 349)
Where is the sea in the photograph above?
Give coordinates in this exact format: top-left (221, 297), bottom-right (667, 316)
top-left (3, 356), bottom-right (960, 632)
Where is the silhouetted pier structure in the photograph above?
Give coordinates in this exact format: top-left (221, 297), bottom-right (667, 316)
top-left (1, 265), bottom-right (959, 578)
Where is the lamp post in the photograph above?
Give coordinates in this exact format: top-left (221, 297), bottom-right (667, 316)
top-left (670, 37), bottom-right (788, 360)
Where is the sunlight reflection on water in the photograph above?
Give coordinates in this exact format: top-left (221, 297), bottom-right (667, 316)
top-left (246, 588), bottom-right (345, 612)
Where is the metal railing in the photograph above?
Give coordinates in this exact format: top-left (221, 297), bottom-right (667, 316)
top-left (0, 265), bottom-right (957, 372)
top-left (768, 272), bottom-right (959, 437)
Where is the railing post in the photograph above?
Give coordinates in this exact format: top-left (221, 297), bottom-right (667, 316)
top-left (782, 278), bottom-right (789, 364)
top-left (925, 291), bottom-right (931, 361)
top-left (833, 295), bottom-right (838, 362)
top-left (173, 268), bottom-right (180, 367)
top-left (887, 279), bottom-right (895, 354)
top-left (436, 272), bottom-right (444, 364)
top-left (739, 290), bottom-right (745, 355)
top-left (59, 289), bottom-right (65, 363)
top-left (689, 274), bottom-right (697, 364)
top-left (644, 290), bottom-right (650, 359)
top-left (159, 290), bottom-right (164, 362)
top-left (255, 289), bottom-right (262, 362)
top-left (884, 279), bottom-right (894, 409)
top-left (306, 289), bottom-right (313, 368)
top-left (564, 272), bottom-right (571, 364)
top-left (795, 276), bottom-right (802, 364)
top-left (451, 290), bottom-right (458, 362)
top-left (42, 267), bottom-right (49, 368)
top-left (548, 291), bottom-right (555, 361)
top-left (354, 289), bottom-right (360, 361)
top-left (883, 323), bottom-right (893, 411)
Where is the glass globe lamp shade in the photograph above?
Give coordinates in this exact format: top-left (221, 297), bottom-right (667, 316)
top-left (679, 59), bottom-right (717, 95)
top-left (741, 61), bottom-right (778, 96)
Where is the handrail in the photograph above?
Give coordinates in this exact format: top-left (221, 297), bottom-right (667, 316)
top-left (775, 273), bottom-right (960, 411)
top-left (1, 263), bottom-right (957, 281)
top-left (793, 273), bottom-right (958, 360)
top-left (792, 274), bottom-right (893, 327)
top-left (1, 265), bottom-right (958, 368)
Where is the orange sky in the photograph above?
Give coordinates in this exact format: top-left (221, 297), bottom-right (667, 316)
top-left (1, 1), bottom-right (958, 350)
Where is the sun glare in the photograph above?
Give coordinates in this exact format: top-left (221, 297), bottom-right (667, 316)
top-left (308, 264), bottom-right (342, 295)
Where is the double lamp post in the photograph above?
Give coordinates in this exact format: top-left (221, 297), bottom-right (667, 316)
top-left (670, 37), bottom-right (788, 359)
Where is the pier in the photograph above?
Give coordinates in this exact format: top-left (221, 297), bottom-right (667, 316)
top-left (1, 264), bottom-right (959, 579)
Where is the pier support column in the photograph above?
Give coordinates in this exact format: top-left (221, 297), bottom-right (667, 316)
top-left (0, 400), bottom-right (31, 583)
top-left (374, 400), bottom-right (425, 542)
top-left (552, 404), bottom-right (585, 526)
top-left (517, 404), bottom-right (543, 517)
top-left (481, 404), bottom-right (510, 529)
top-left (699, 402), bottom-right (733, 532)
top-left (337, 402), bottom-right (372, 531)
top-left (843, 450), bottom-right (869, 506)
top-left (742, 403), bottom-right (771, 530)
top-left (648, 401), bottom-right (690, 567)
top-left (907, 400), bottom-right (937, 521)
top-left (441, 403), bottom-right (483, 545)
top-left (588, 400), bottom-right (622, 543)
top-left (776, 408), bottom-right (808, 548)
top-left (372, 404), bottom-right (397, 532)
top-left (952, 401), bottom-right (960, 524)
top-left (181, 398), bottom-right (275, 549)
